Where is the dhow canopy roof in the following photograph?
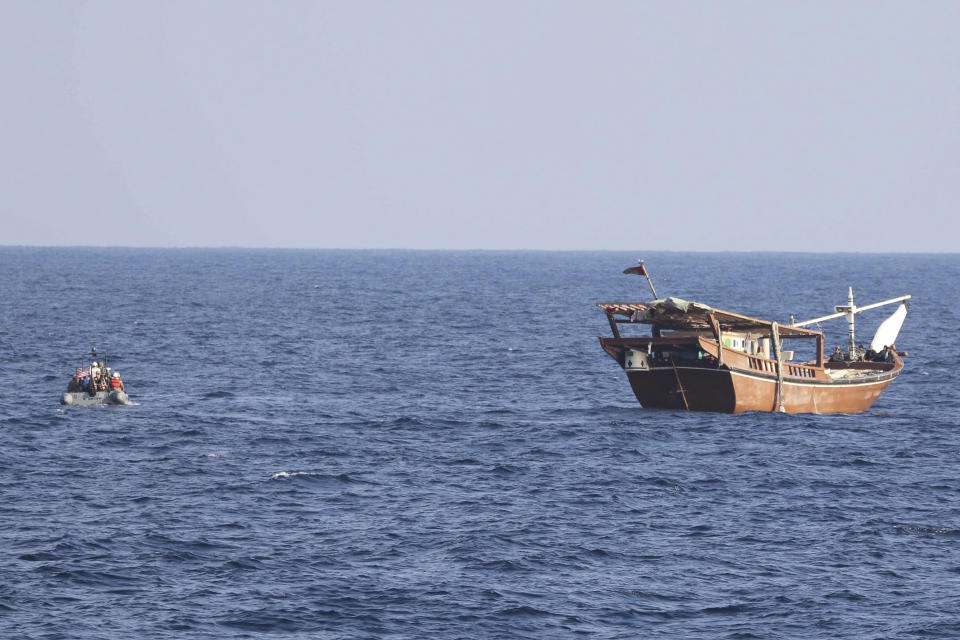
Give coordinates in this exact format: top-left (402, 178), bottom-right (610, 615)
top-left (596, 298), bottom-right (820, 338)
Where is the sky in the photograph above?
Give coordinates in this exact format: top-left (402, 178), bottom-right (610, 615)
top-left (1, 1), bottom-right (958, 251)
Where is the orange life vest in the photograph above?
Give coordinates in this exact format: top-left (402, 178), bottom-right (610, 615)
top-left (110, 377), bottom-right (122, 389)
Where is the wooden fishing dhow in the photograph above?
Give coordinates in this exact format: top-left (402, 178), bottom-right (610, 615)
top-left (598, 262), bottom-right (910, 414)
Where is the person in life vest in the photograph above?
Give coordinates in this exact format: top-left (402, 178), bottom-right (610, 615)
top-left (92, 364), bottom-right (108, 391)
top-left (110, 371), bottom-right (124, 391)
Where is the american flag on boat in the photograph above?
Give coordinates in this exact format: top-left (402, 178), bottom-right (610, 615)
top-left (76, 367), bottom-right (89, 378)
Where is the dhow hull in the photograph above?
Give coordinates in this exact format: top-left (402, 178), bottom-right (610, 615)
top-left (625, 365), bottom-right (897, 414)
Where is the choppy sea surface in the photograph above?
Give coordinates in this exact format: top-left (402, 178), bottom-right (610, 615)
top-left (1, 249), bottom-right (959, 639)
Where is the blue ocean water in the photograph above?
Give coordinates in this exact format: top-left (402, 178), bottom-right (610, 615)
top-left (1, 248), bottom-right (959, 639)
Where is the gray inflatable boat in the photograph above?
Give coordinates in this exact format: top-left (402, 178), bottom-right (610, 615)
top-left (61, 348), bottom-right (130, 406)
top-left (60, 390), bottom-right (130, 406)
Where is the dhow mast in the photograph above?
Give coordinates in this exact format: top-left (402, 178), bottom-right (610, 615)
top-left (792, 288), bottom-right (911, 356)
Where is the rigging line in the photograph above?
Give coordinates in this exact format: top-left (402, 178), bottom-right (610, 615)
top-left (669, 356), bottom-right (690, 411)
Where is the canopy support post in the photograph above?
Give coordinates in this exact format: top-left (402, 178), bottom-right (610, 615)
top-left (709, 313), bottom-right (724, 367)
top-left (606, 311), bottom-right (621, 339)
top-left (771, 322), bottom-right (786, 413)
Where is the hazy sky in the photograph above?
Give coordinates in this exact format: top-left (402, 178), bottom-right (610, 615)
top-left (2, 2), bottom-right (958, 250)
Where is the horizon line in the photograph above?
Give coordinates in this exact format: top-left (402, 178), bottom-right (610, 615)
top-left (1, 244), bottom-right (958, 255)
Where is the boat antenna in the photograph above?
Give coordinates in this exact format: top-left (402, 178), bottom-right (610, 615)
top-left (623, 259), bottom-right (658, 299)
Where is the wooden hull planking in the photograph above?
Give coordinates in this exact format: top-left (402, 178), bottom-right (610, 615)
top-left (625, 366), bottom-right (895, 414)
top-left (602, 336), bottom-right (900, 415)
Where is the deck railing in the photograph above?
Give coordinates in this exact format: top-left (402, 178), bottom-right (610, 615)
top-left (746, 355), bottom-right (817, 378)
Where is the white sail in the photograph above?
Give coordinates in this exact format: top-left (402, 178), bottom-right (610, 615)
top-left (869, 302), bottom-right (908, 352)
